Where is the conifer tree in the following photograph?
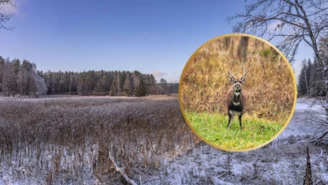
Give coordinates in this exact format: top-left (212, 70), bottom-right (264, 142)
top-left (135, 77), bottom-right (146, 97)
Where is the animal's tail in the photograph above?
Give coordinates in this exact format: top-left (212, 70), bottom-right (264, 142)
top-left (303, 146), bottom-right (313, 185)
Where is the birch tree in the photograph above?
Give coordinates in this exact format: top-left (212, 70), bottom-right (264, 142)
top-left (227, 0), bottom-right (328, 144)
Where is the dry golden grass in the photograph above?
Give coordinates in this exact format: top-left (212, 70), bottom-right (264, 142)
top-left (180, 35), bottom-right (296, 122)
top-left (0, 96), bottom-right (200, 184)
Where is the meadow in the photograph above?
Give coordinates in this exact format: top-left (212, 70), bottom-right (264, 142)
top-left (186, 112), bottom-right (283, 150)
top-left (0, 96), bottom-right (327, 185)
top-left (0, 95), bottom-right (200, 184)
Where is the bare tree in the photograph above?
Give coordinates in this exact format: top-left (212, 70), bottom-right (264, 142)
top-left (227, 0), bottom-right (328, 144)
top-left (227, 0), bottom-right (328, 62)
top-left (0, 0), bottom-right (15, 30)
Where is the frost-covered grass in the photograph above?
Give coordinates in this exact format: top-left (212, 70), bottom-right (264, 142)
top-left (151, 98), bottom-right (328, 185)
top-left (186, 112), bottom-right (283, 150)
top-left (0, 97), bottom-right (327, 185)
top-left (0, 96), bottom-right (200, 184)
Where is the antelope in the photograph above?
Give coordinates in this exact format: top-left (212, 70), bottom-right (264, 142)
top-left (226, 69), bottom-right (246, 130)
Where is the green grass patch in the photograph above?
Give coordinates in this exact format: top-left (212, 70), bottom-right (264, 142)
top-left (185, 112), bottom-right (284, 150)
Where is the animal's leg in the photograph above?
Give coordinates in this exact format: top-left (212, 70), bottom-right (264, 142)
top-left (238, 113), bottom-right (243, 130)
top-left (227, 111), bottom-right (234, 129)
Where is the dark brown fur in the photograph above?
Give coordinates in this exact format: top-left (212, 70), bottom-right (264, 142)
top-left (226, 70), bottom-right (246, 130)
top-left (226, 86), bottom-right (246, 113)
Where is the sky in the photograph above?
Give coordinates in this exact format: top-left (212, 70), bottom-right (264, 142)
top-left (0, 0), bottom-right (314, 83)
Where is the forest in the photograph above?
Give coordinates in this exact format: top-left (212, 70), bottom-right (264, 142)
top-left (298, 36), bottom-right (328, 97)
top-left (0, 56), bottom-right (179, 98)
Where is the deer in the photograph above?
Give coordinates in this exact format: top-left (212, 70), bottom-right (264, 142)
top-left (226, 69), bottom-right (247, 130)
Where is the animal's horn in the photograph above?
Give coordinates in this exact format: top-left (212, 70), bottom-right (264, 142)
top-left (241, 68), bottom-right (247, 83)
top-left (242, 68), bottom-right (247, 77)
top-left (228, 70), bottom-right (236, 83)
top-left (228, 70), bottom-right (236, 78)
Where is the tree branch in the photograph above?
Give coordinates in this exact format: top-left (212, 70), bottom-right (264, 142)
top-left (108, 150), bottom-right (138, 185)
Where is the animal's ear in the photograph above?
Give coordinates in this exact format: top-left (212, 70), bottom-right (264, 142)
top-left (228, 70), bottom-right (236, 83)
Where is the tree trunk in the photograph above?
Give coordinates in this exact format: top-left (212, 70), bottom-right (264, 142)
top-left (304, 69), bottom-right (309, 95)
top-left (298, 1), bottom-right (328, 116)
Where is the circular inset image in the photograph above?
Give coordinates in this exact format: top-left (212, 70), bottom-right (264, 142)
top-left (179, 33), bottom-right (297, 152)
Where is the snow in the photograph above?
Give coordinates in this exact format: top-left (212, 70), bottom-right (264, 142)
top-left (295, 101), bottom-right (311, 110)
top-left (144, 98), bottom-right (328, 185)
top-left (0, 96), bottom-right (327, 184)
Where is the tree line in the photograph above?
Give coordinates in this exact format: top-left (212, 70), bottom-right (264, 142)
top-left (0, 56), bottom-right (179, 97)
top-left (298, 35), bottom-right (328, 97)
top-left (39, 70), bottom-right (177, 96)
top-left (298, 58), bottom-right (326, 97)
top-left (0, 56), bottom-right (47, 97)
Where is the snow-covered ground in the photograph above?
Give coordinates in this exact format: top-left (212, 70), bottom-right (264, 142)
top-left (278, 97), bottom-right (322, 139)
top-left (0, 97), bottom-right (327, 185)
top-left (144, 97), bottom-right (328, 185)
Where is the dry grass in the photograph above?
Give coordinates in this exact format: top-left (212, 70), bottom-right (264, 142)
top-left (180, 35), bottom-right (296, 122)
top-left (0, 96), bottom-right (200, 184)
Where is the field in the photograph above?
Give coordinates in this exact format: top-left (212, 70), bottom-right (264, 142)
top-left (0, 95), bottom-right (199, 184)
top-left (186, 112), bottom-right (283, 150)
top-left (0, 96), bottom-right (327, 185)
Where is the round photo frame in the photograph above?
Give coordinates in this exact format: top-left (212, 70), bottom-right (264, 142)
top-left (179, 33), bottom-right (297, 152)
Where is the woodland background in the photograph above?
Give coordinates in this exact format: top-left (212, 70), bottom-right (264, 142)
top-left (0, 56), bottom-right (179, 98)
top-left (298, 36), bottom-right (328, 97)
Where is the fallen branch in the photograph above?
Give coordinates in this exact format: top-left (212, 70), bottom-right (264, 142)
top-left (311, 129), bottom-right (328, 145)
top-left (108, 150), bottom-right (138, 185)
top-left (141, 177), bottom-right (160, 184)
top-left (303, 147), bottom-right (313, 185)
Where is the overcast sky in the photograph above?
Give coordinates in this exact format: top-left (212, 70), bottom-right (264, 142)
top-left (0, 0), bottom-right (313, 82)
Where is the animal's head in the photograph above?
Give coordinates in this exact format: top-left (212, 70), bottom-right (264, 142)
top-left (228, 69), bottom-right (246, 93)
